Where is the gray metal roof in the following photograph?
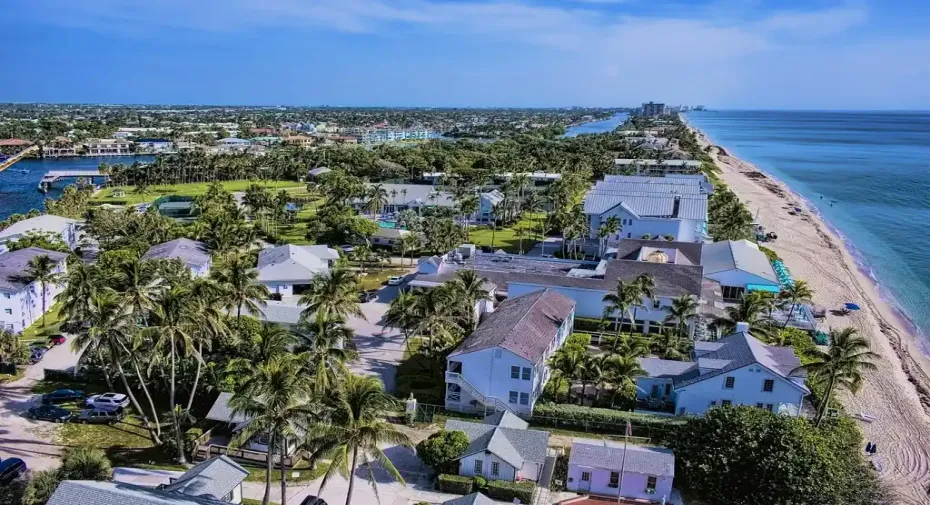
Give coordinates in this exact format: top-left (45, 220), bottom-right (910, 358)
top-left (449, 289), bottom-right (575, 363)
top-left (676, 332), bottom-right (808, 390)
top-left (701, 240), bottom-right (778, 284)
top-left (359, 183), bottom-right (455, 208)
top-left (205, 392), bottom-right (249, 424)
top-left (47, 480), bottom-right (230, 505)
top-left (583, 192), bottom-right (707, 220)
top-left (593, 180), bottom-right (707, 195)
top-left (483, 411), bottom-right (529, 430)
top-left (639, 357), bottom-right (696, 378)
top-left (446, 418), bottom-right (549, 468)
top-left (605, 174), bottom-right (705, 184)
top-left (0, 247), bottom-right (68, 293)
top-left (163, 456), bottom-right (248, 501)
top-left (256, 244), bottom-right (329, 283)
top-left (301, 245), bottom-right (340, 261)
top-left (569, 438), bottom-right (675, 477)
top-left (442, 492), bottom-right (496, 505)
top-left (142, 239), bottom-right (210, 270)
top-left (613, 239), bottom-right (703, 266)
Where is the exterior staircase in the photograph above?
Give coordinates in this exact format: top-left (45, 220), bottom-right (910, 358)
top-left (445, 371), bottom-right (522, 416)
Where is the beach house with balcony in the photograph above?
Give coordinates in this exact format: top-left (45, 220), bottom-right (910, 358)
top-left (701, 239), bottom-right (780, 300)
top-left (566, 438), bottom-right (676, 503)
top-left (445, 412), bottom-right (550, 482)
top-left (84, 138), bottom-right (133, 155)
top-left (635, 324), bottom-right (809, 416)
top-left (445, 289), bottom-right (575, 416)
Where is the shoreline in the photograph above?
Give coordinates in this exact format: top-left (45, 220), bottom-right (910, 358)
top-left (691, 125), bottom-right (930, 503)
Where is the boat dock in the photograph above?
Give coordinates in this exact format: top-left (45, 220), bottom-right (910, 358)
top-left (38, 169), bottom-right (110, 192)
top-left (0, 145), bottom-right (39, 173)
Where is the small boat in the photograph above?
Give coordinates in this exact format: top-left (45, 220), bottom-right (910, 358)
top-left (20, 169), bottom-right (29, 174)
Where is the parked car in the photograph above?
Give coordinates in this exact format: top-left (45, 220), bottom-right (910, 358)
top-left (30, 347), bottom-right (48, 364)
top-left (48, 334), bottom-right (67, 346)
top-left (42, 389), bottom-right (85, 404)
top-left (76, 407), bottom-right (124, 425)
top-left (339, 244), bottom-right (355, 253)
top-left (359, 290), bottom-right (378, 303)
top-left (27, 405), bottom-right (73, 423)
top-left (85, 393), bottom-right (130, 410)
top-left (299, 497), bottom-right (328, 505)
top-left (0, 458), bottom-right (27, 484)
top-left (386, 276), bottom-right (405, 286)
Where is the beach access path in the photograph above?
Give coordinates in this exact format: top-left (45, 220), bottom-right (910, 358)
top-left (695, 128), bottom-right (930, 505)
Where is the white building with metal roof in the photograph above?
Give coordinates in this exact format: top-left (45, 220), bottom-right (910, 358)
top-left (0, 247), bottom-right (68, 333)
top-left (701, 240), bottom-right (780, 300)
top-left (255, 244), bottom-right (338, 298)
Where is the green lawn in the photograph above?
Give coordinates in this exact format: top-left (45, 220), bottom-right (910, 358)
top-left (467, 212), bottom-right (545, 254)
top-left (358, 267), bottom-right (409, 291)
top-left (93, 180), bottom-right (305, 205)
top-left (20, 303), bottom-right (63, 343)
top-left (243, 461), bottom-right (330, 483)
top-left (243, 499), bottom-right (279, 505)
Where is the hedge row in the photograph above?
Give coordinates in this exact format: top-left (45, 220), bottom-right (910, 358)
top-left (531, 403), bottom-right (685, 442)
top-left (487, 480), bottom-right (535, 503)
top-left (437, 474), bottom-right (473, 494)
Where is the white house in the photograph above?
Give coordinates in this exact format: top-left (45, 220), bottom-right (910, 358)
top-left (255, 244), bottom-right (338, 297)
top-left (205, 392), bottom-right (297, 455)
top-left (162, 456), bottom-right (248, 504)
top-left (142, 238), bottom-right (212, 277)
top-left (567, 438), bottom-right (676, 503)
top-left (0, 247), bottom-right (69, 333)
top-left (636, 326), bottom-right (809, 416)
top-left (0, 214), bottom-right (81, 253)
top-left (584, 175), bottom-right (711, 243)
top-left (702, 240), bottom-right (780, 300)
top-left (446, 412), bottom-right (550, 482)
top-left (473, 190), bottom-right (504, 223)
top-left (371, 227), bottom-right (411, 248)
top-left (445, 289), bottom-right (575, 416)
top-left (84, 138), bottom-right (133, 155)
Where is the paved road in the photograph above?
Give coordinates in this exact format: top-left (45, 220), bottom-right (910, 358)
top-left (348, 285), bottom-right (406, 393)
top-left (0, 341), bottom-right (83, 471)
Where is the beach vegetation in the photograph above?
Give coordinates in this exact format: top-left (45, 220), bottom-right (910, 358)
top-left (416, 429), bottom-right (469, 474)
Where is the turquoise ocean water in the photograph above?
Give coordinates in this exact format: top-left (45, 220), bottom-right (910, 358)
top-left (686, 110), bottom-right (930, 354)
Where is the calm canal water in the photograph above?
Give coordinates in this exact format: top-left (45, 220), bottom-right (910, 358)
top-left (562, 112), bottom-right (629, 137)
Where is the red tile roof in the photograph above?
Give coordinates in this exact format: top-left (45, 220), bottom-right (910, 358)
top-left (0, 138), bottom-right (33, 146)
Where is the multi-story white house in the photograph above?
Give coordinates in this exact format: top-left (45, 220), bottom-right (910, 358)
top-left (566, 438), bottom-right (677, 503)
top-left (445, 289), bottom-right (575, 416)
top-left (584, 175), bottom-right (711, 243)
top-left (142, 238), bottom-right (212, 278)
top-left (446, 412), bottom-right (550, 482)
top-left (255, 244), bottom-right (339, 298)
top-left (0, 214), bottom-right (81, 254)
top-left (636, 325), bottom-right (809, 416)
top-left (84, 138), bottom-right (133, 155)
top-left (0, 248), bottom-right (69, 333)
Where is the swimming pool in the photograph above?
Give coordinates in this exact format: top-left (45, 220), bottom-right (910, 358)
top-left (378, 221), bottom-right (397, 229)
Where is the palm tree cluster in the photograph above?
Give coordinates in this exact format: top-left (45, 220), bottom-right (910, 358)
top-left (548, 335), bottom-right (646, 408)
top-left (714, 280), bottom-right (814, 343)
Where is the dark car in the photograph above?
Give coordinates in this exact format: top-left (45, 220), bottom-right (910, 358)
top-left (30, 347), bottom-right (48, 364)
top-left (0, 458), bottom-right (27, 484)
top-left (359, 290), bottom-right (378, 303)
top-left (76, 407), bottom-right (124, 425)
top-left (42, 389), bottom-right (85, 404)
top-left (299, 497), bottom-right (328, 505)
top-left (27, 404), bottom-right (73, 423)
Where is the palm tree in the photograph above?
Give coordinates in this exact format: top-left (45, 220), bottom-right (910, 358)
top-left (296, 313), bottom-right (357, 395)
top-left (23, 254), bottom-right (65, 327)
top-left (602, 353), bottom-right (646, 407)
top-left (576, 353), bottom-right (600, 405)
top-left (384, 290), bottom-right (418, 350)
top-left (779, 280), bottom-right (813, 328)
top-left (793, 327), bottom-right (878, 426)
top-left (229, 321), bottom-right (298, 374)
top-left (393, 233), bottom-right (420, 266)
top-left (665, 294), bottom-right (698, 340)
top-left (212, 252), bottom-right (269, 323)
top-left (549, 345), bottom-right (585, 403)
top-left (115, 258), bottom-right (162, 325)
top-left (186, 278), bottom-right (229, 411)
top-left (410, 287), bottom-right (459, 358)
top-left (602, 280), bottom-right (638, 342)
top-left (716, 295), bottom-right (775, 340)
top-left (303, 373), bottom-right (413, 505)
top-left (366, 184), bottom-right (389, 218)
top-left (58, 261), bottom-right (99, 326)
top-left (490, 202), bottom-right (505, 248)
top-left (298, 268), bottom-right (363, 323)
top-left (229, 354), bottom-right (316, 505)
top-left (446, 270), bottom-right (491, 331)
top-left (630, 274), bottom-right (655, 335)
top-left (596, 216), bottom-right (621, 257)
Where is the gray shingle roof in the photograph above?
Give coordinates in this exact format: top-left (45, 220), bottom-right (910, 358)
top-left (256, 244), bottom-right (329, 282)
top-left (142, 239), bottom-right (210, 270)
top-left (569, 438), bottom-right (675, 477)
top-left (443, 492), bottom-right (496, 505)
top-left (639, 358), bottom-right (696, 378)
top-left (0, 247), bottom-right (68, 293)
top-left (205, 392), bottom-right (248, 424)
top-left (449, 289), bottom-right (575, 363)
top-left (47, 480), bottom-right (229, 505)
top-left (677, 332), bottom-right (808, 390)
top-left (162, 456), bottom-right (248, 501)
top-left (446, 418), bottom-right (549, 468)
top-left (702, 240), bottom-right (778, 284)
top-left (483, 410), bottom-right (529, 430)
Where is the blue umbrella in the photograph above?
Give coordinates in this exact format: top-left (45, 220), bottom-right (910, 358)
top-left (845, 303), bottom-right (861, 311)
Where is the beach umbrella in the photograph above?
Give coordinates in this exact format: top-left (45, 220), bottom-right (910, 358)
top-left (845, 303), bottom-right (861, 311)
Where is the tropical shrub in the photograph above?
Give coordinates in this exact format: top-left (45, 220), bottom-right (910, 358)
top-left (550, 448), bottom-right (570, 492)
top-left (531, 403), bottom-right (685, 443)
top-left (416, 430), bottom-right (469, 474)
top-left (487, 480), bottom-right (535, 503)
top-left (437, 474), bottom-right (473, 494)
top-left (22, 470), bottom-right (59, 505)
top-left (668, 406), bottom-right (883, 505)
top-left (58, 446), bottom-right (112, 480)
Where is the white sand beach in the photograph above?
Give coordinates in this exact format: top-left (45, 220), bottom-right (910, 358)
top-left (694, 128), bottom-right (930, 504)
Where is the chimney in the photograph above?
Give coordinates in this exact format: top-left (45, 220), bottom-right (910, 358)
top-left (735, 322), bottom-right (750, 333)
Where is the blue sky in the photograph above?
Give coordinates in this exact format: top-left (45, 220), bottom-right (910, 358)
top-left (2, 0), bottom-right (929, 108)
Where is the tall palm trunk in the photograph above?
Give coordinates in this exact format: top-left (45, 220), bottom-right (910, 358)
top-left (815, 373), bottom-right (838, 427)
top-left (262, 432), bottom-right (275, 505)
top-left (186, 341), bottom-right (203, 412)
top-left (782, 303), bottom-right (797, 329)
top-left (280, 436), bottom-right (288, 505)
top-left (345, 446), bottom-right (359, 505)
top-left (130, 355), bottom-right (162, 437)
top-left (40, 282), bottom-right (47, 327)
top-left (169, 338), bottom-right (187, 464)
top-left (111, 344), bottom-right (161, 444)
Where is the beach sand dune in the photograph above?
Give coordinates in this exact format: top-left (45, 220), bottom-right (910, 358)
top-left (695, 130), bottom-right (930, 504)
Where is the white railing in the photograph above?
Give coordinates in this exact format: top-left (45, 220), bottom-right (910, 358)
top-left (445, 371), bottom-right (520, 415)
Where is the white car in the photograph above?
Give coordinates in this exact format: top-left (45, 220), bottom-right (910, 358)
top-left (387, 276), bottom-right (405, 286)
top-left (85, 393), bottom-right (130, 410)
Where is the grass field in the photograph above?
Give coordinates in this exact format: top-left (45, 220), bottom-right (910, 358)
top-left (467, 212), bottom-right (545, 254)
top-left (20, 303), bottom-right (63, 343)
top-left (93, 180), bottom-right (305, 205)
top-left (358, 267), bottom-right (409, 291)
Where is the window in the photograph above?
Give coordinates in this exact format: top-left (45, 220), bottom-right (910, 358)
top-left (756, 403), bottom-right (764, 409)
top-left (3, 309), bottom-right (11, 315)
top-left (491, 462), bottom-right (499, 476)
top-left (511, 366), bottom-right (520, 379)
top-left (474, 460), bottom-right (483, 473)
top-left (722, 400), bottom-right (732, 407)
top-left (724, 376), bottom-right (735, 389)
top-left (519, 393), bottom-right (529, 405)
top-left (509, 391), bottom-right (518, 404)
top-left (494, 349), bottom-right (502, 358)
top-left (522, 367), bottom-right (531, 380)
top-left (763, 379), bottom-right (774, 392)
top-left (608, 472), bottom-right (620, 488)
top-left (581, 471), bottom-right (591, 482)
top-left (664, 384), bottom-right (672, 396)
top-left (766, 404), bottom-right (774, 412)
top-left (646, 476), bottom-right (657, 491)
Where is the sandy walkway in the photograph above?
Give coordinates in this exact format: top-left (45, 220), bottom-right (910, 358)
top-left (693, 128), bottom-right (930, 504)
